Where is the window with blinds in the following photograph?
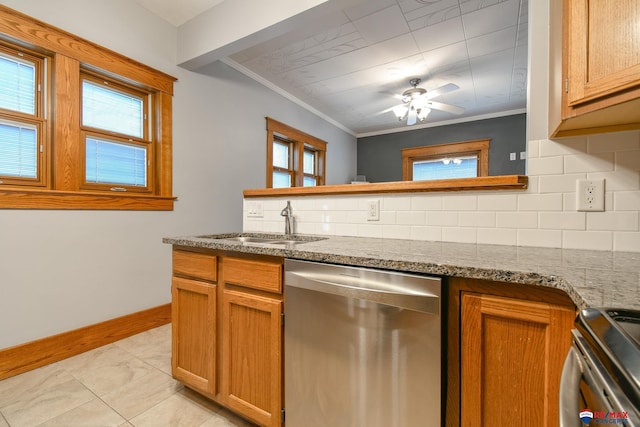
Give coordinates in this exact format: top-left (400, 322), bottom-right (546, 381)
top-left (0, 7), bottom-right (175, 210)
top-left (81, 74), bottom-right (151, 191)
top-left (0, 45), bottom-right (46, 186)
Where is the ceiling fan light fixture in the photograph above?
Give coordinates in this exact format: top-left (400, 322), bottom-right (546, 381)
top-left (417, 107), bottom-right (431, 121)
top-left (393, 105), bottom-right (409, 120)
top-left (389, 78), bottom-right (462, 126)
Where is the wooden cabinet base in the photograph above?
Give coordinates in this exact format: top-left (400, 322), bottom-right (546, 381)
top-left (461, 293), bottom-right (574, 426)
top-left (171, 247), bottom-right (283, 427)
top-left (447, 277), bottom-right (575, 427)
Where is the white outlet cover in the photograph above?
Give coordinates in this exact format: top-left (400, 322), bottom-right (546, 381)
top-left (367, 199), bottom-right (380, 221)
top-left (576, 179), bottom-right (605, 212)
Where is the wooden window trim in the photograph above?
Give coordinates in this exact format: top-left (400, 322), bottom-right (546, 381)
top-left (401, 139), bottom-right (490, 181)
top-left (0, 5), bottom-right (176, 210)
top-left (266, 117), bottom-right (326, 188)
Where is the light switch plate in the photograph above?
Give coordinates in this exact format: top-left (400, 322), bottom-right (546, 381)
top-left (246, 201), bottom-right (264, 218)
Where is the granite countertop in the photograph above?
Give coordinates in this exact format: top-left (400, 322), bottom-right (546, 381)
top-left (163, 233), bottom-right (640, 310)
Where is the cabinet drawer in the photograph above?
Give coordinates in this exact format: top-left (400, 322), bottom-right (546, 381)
top-left (223, 257), bottom-right (282, 293)
top-left (173, 250), bottom-right (217, 282)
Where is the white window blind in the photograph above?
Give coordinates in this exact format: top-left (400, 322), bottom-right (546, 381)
top-left (0, 121), bottom-right (37, 178)
top-left (82, 80), bottom-right (143, 138)
top-left (85, 137), bottom-right (146, 186)
top-left (0, 52), bottom-right (38, 180)
top-left (0, 53), bottom-right (36, 115)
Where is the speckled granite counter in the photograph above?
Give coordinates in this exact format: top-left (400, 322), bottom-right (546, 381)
top-left (163, 233), bottom-right (640, 310)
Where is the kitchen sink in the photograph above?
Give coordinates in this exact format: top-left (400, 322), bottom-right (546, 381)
top-left (196, 234), bottom-right (326, 246)
top-left (226, 236), bottom-right (304, 245)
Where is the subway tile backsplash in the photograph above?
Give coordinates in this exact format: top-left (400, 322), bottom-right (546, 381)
top-left (244, 132), bottom-right (640, 252)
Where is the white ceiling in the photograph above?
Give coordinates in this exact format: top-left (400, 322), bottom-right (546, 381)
top-left (135, 0), bottom-right (528, 136)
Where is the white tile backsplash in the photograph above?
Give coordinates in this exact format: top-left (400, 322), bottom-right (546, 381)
top-left (587, 212), bottom-right (639, 231)
top-left (563, 231), bottom-right (613, 251)
top-left (527, 156), bottom-right (564, 175)
top-left (564, 152), bottom-right (615, 173)
top-left (244, 132), bottom-right (640, 252)
top-left (614, 191), bottom-right (640, 211)
top-left (477, 228), bottom-right (517, 245)
top-left (614, 231), bottom-right (640, 252)
top-left (539, 212), bottom-right (586, 230)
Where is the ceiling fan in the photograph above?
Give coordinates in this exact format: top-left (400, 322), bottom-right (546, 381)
top-left (391, 78), bottom-right (464, 125)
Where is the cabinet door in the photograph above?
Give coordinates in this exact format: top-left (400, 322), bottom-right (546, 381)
top-left (566, 0), bottom-right (640, 106)
top-left (461, 293), bottom-right (574, 427)
top-left (171, 276), bottom-right (216, 396)
top-left (221, 289), bottom-right (282, 427)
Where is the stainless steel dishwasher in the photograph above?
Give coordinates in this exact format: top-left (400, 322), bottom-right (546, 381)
top-left (284, 259), bottom-right (442, 427)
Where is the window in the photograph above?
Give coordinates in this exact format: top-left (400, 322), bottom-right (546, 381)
top-left (266, 117), bottom-right (326, 188)
top-left (81, 73), bottom-right (151, 191)
top-left (402, 139), bottom-right (490, 181)
top-left (0, 44), bottom-right (47, 187)
top-left (0, 7), bottom-right (175, 210)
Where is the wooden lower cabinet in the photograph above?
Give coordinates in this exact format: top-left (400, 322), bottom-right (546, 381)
top-left (171, 276), bottom-right (217, 397)
top-left (447, 278), bottom-right (576, 427)
top-left (221, 289), bottom-right (282, 427)
top-left (171, 248), bottom-right (283, 427)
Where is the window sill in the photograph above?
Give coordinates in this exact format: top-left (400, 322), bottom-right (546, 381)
top-left (0, 188), bottom-right (176, 210)
top-left (243, 175), bottom-right (528, 197)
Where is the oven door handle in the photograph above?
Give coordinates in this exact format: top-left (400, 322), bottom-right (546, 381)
top-left (559, 345), bottom-right (583, 427)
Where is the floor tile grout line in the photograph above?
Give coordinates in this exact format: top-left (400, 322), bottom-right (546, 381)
top-left (0, 324), bottom-right (241, 427)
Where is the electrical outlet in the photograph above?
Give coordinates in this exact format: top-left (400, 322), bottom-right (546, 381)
top-left (509, 152), bottom-right (516, 161)
top-left (576, 179), bottom-right (605, 211)
top-left (367, 199), bottom-right (380, 221)
top-left (246, 201), bottom-right (263, 218)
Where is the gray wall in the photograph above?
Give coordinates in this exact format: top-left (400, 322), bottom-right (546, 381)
top-left (0, 0), bottom-right (356, 349)
top-left (357, 114), bottom-right (526, 182)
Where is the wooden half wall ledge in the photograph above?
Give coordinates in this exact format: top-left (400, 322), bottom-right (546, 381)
top-left (243, 175), bottom-right (528, 197)
top-left (0, 304), bottom-right (171, 380)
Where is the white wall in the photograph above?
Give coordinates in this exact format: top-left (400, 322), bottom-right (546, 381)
top-left (244, 0), bottom-right (640, 253)
top-left (0, 0), bottom-right (356, 349)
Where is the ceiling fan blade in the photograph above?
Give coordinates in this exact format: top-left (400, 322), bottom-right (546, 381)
top-left (376, 104), bottom-right (403, 115)
top-left (407, 107), bottom-right (417, 125)
top-left (424, 83), bottom-right (459, 100)
top-left (427, 100), bottom-right (465, 115)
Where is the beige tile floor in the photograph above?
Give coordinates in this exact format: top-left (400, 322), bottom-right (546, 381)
top-left (0, 324), bottom-right (255, 427)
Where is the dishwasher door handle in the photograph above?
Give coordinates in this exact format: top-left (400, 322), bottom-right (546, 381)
top-left (285, 269), bottom-right (440, 315)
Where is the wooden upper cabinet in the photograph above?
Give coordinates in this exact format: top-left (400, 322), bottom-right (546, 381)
top-left (552, 0), bottom-right (640, 137)
top-left (566, 0), bottom-right (640, 106)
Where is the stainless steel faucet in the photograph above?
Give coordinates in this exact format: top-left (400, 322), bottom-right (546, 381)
top-left (280, 200), bottom-right (294, 235)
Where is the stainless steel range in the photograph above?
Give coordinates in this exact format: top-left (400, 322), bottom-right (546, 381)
top-left (560, 308), bottom-right (640, 426)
